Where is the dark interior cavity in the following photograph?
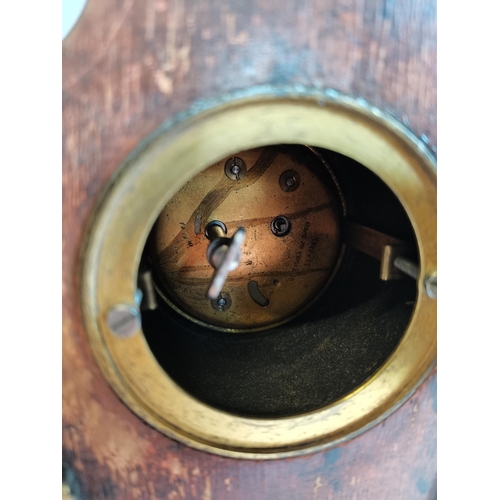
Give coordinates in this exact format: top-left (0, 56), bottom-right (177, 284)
top-left (141, 146), bottom-right (418, 417)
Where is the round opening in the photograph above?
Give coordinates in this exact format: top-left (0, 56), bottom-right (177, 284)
top-left (141, 144), bottom-right (419, 417)
top-left (80, 91), bottom-right (436, 458)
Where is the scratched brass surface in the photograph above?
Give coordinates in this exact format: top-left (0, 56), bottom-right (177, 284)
top-left (80, 93), bottom-right (436, 458)
top-left (149, 145), bottom-right (344, 330)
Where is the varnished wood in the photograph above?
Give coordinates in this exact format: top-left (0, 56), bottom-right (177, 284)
top-left (63, 0), bottom-right (436, 497)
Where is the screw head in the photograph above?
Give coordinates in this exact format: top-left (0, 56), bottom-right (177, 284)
top-left (211, 292), bottom-right (232, 312)
top-left (270, 215), bottom-right (291, 237)
top-left (106, 304), bottom-right (141, 338)
top-left (279, 170), bottom-right (300, 192)
top-left (225, 157), bottom-right (246, 181)
top-left (424, 274), bottom-right (437, 299)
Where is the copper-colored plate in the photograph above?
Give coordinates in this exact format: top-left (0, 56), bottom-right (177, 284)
top-left (149, 145), bottom-right (344, 331)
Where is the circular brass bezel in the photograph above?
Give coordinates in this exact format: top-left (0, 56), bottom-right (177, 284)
top-left (80, 91), bottom-right (436, 460)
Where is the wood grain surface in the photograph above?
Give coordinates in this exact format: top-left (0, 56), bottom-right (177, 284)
top-left (62, 0), bottom-right (436, 498)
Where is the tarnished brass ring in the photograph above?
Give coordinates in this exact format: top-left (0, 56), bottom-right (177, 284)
top-left (80, 90), bottom-right (436, 459)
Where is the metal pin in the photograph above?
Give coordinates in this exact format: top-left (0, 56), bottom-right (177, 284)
top-left (279, 170), bottom-right (300, 192)
top-left (225, 157), bottom-right (246, 181)
top-left (231, 164), bottom-right (241, 180)
top-left (393, 256), bottom-right (419, 280)
top-left (137, 270), bottom-right (158, 311)
top-left (211, 292), bottom-right (232, 312)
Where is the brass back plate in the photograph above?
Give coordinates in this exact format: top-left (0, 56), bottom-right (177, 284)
top-left (149, 145), bottom-right (343, 331)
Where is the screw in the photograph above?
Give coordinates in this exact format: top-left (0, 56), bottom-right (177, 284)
top-left (424, 274), bottom-right (437, 299)
top-left (106, 304), bottom-right (141, 338)
top-left (279, 170), bottom-right (300, 192)
top-left (270, 215), bottom-right (291, 237)
top-left (211, 292), bottom-right (232, 312)
top-left (225, 157), bottom-right (246, 181)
